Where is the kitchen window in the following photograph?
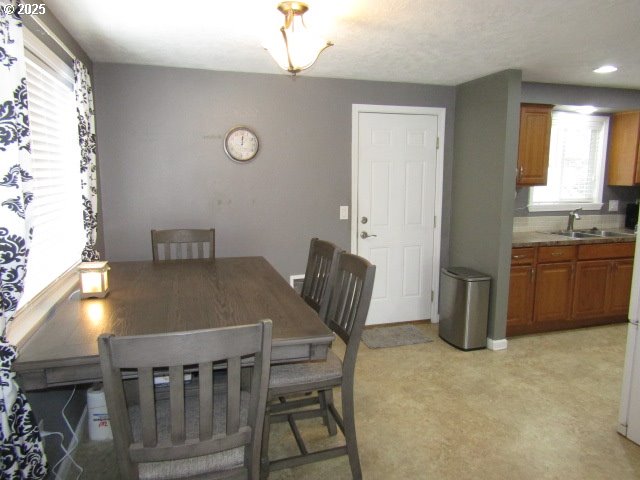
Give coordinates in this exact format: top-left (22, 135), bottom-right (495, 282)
top-left (528, 111), bottom-right (609, 212)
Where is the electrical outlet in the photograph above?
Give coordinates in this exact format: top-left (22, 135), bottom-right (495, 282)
top-left (340, 205), bottom-right (349, 220)
top-left (609, 200), bottom-right (619, 212)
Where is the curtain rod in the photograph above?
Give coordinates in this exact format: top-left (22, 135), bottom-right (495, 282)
top-left (28, 13), bottom-right (76, 62)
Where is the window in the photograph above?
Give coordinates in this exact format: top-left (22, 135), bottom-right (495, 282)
top-left (17, 29), bottom-right (85, 309)
top-left (528, 111), bottom-right (609, 212)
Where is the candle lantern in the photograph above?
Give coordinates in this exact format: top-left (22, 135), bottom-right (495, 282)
top-left (79, 261), bottom-right (110, 299)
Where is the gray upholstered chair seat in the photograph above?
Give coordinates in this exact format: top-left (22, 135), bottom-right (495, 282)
top-left (129, 390), bottom-right (249, 480)
top-left (269, 350), bottom-right (342, 391)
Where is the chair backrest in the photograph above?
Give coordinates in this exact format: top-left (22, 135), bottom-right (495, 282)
top-left (301, 238), bottom-right (342, 320)
top-left (151, 228), bottom-right (215, 261)
top-left (98, 320), bottom-right (272, 480)
top-left (325, 253), bottom-right (375, 376)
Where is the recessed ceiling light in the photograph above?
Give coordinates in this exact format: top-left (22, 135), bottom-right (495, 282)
top-left (593, 65), bottom-right (618, 74)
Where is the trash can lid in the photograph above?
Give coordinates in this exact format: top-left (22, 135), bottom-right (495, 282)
top-left (442, 267), bottom-right (491, 281)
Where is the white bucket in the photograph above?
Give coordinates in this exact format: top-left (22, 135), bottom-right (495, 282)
top-left (87, 384), bottom-right (113, 441)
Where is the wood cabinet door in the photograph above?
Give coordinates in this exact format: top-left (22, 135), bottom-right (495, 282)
top-left (517, 104), bottom-right (553, 186)
top-left (507, 265), bottom-right (535, 332)
top-left (572, 260), bottom-right (609, 320)
top-left (533, 262), bottom-right (574, 324)
top-left (608, 259), bottom-right (634, 316)
top-left (607, 111), bottom-right (640, 186)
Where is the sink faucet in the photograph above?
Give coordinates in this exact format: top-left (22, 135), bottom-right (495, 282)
top-left (567, 208), bottom-right (582, 232)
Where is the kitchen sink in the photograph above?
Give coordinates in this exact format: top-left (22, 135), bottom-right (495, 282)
top-left (548, 229), bottom-right (636, 239)
top-left (549, 231), bottom-right (595, 239)
top-left (584, 230), bottom-right (635, 237)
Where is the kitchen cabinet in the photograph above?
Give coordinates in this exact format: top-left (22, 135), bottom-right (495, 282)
top-left (517, 104), bottom-right (553, 186)
top-left (507, 241), bottom-right (634, 336)
top-left (507, 248), bottom-right (535, 331)
top-left (573, 243), bottom-right (635, 320)
top-left (533, 246), bottom-right (575, 325)
top-left (607, 111), bottom-right (640, 186)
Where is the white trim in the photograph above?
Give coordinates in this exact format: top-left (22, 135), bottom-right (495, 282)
top-left (351, 104), bottom-right (445, 323)
top-left (487, 338), bottom-right (508, 351)
top-left (6, 266), bottom-right (79, 349)
top-left (289, 273), bottom-right (305, 288)
top-left (527, 202), bottom-right (603, 212)
top-left (28, 13), bottom-right (77, 61)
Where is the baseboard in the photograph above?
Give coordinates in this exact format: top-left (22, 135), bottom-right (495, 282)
top-left (58, 407), bottom-right (87, 480)
top-left (487, 337), bottom-right (508, 351)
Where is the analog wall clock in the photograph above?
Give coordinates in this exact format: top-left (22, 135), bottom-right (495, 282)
top-left (223, 126), bottom-right (259, 163)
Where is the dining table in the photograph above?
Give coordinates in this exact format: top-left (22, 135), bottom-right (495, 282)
top-left (13, 257), bottom-right (334, 391)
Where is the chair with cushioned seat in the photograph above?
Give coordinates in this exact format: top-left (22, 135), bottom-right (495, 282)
top-left (151, 228), bottom-right (215, 261)
top-left (300, 238), bottom-right (342, 321)
top-left (261, 253), bottom-right (375, 479)
top-left (99, 320), bottom-right (272, 480)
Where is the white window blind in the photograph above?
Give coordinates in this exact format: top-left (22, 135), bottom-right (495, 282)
top-left (18, 32), bottom-right (84, 308)
top-left (529, 111), bottom-right (609, 212)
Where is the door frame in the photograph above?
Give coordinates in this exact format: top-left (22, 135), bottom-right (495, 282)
top-left (351, 104), bottom-right (445, 323)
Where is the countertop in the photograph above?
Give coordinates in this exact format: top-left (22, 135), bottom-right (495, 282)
top-left (512, 229), bottom-right (636, 248)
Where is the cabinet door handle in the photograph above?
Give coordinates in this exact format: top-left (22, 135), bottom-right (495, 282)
top-left (530, 268), bottom-right (535, 282)
top-left (513, 254), bottom-right (526, 259)
top-left (551, 252), bottom-right (563, 256)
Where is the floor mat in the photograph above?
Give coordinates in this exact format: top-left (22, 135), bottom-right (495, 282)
top-left (361, 324), bottom-right (433, 349)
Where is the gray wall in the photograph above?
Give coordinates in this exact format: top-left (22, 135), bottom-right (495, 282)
top-left (93, 64), bottom-right (456, 279)
top-left (515, 82), bottom-right (640, 217)
top-left (450, 70), bottom-right (522, 340)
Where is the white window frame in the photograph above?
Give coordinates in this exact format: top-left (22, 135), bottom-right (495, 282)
top-left (528, 111), bottom-right (609, 212)
top-left (7, 29), bottom-right (85, 346)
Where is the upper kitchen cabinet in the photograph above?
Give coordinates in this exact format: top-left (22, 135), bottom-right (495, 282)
top-left (516, 104), bottom-right (553, 186)
top-left (607, 111), bottom-right (640, 186)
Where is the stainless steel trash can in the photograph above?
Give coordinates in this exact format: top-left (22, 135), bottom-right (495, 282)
top-left (439, 267), bottom-right (491, 350)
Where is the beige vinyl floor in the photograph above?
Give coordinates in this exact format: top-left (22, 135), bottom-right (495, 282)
top-left (70, 323), bottom-right (640, 479)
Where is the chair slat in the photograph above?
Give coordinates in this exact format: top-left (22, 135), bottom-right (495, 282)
top-left (151, 229), bottom-right (215, 261)
top-left (199, 362), bottom-right (213, 440)
top-left (138, 367), bottom-right (157, 447)
top-left (227, 357), bottom-right (241, 434)
top-left (169, 365), bottom-right (185, 444)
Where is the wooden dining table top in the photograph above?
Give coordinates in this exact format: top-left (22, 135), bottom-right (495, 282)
top-left (13, 257), bottom-right (334, 391)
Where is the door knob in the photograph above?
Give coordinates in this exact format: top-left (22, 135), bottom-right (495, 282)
top-left (360, 231), bottom-right (377, 239)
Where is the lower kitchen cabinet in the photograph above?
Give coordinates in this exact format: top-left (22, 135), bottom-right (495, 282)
top-left (606, 259), bottom-right (633, 316)
top-left (507, 242), bottom-right (634, 336)
top-left (533, 262), bottom-right (574, 325)
top-left (572, 260), bottom-right (610, 320)
top-left (507, 265), bottom-right (534, 330)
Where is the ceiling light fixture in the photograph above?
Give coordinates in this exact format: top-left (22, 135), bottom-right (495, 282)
top-left (264, 1), bottom-right (333, 76)
top-left (593, 65), bottom-right (618, 74)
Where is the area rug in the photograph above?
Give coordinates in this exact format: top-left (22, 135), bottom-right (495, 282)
top-left (361, 324), bottom-right (433, 349)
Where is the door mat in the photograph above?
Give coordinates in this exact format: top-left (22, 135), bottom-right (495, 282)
top-left (361, 324), bottom-right (433, 349)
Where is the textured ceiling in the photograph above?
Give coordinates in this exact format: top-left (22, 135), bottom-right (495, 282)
top-left (45, 0), bottom-right (640, 89)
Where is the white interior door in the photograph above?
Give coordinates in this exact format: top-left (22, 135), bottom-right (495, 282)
top-left (353, 107), bottom-right (442, 325)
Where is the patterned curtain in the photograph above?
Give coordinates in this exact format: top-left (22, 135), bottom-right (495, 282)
top-left (74, 60), bottom-right (100, 261)
top-left (0, 3), bottom-right (47, 478)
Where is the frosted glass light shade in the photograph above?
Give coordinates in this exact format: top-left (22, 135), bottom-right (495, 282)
top-left (264, 2), bottom-right (333, 75)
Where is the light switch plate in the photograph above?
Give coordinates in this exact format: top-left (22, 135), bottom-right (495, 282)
top-left (340, 205), bottom-right (349, 220)
top-left (609, 200), bottom-right (619, 212)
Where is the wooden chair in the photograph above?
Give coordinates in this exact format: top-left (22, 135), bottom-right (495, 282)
top-left (261, 253), bottom-right (375, 479)
top-left (98, 320), bottom-right (272, 480)
top-left (151, 228), bottom-right (215, 261)
top-left (300, 238), bottom-right (342, 320)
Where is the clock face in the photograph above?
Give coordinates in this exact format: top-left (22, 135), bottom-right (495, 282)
top-left (224, 127), bottom-right (259, 162)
